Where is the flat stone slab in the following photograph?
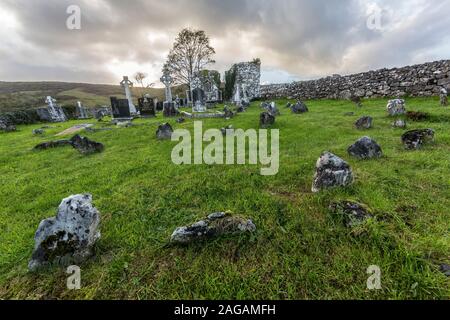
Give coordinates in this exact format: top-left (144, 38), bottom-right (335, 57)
top-left (181, 111), bottom-right (226, 119)
top-left (55, 124), bottom-right (94, 137)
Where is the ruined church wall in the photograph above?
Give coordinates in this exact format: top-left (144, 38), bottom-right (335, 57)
top-left (231, 61), bottom-right (261, 101)
top-left (260, 60), bottom-right (450, 100)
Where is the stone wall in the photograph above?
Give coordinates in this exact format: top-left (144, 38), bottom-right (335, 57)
top-left (260, 60), bottom-right (450, 100)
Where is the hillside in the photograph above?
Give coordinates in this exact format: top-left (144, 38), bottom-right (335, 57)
top-left (0, 81), bottom-right (188, 112)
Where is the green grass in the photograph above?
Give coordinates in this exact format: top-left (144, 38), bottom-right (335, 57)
top-left (0, 97), bottom-right (449, 300)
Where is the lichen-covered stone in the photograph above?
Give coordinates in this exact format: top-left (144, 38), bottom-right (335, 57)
top-left (329, 201), bottom-right (373, 227)
top-left (70, 135), bottom-right (104, 155)
top-left (312, 152), bottom-right (353, 193)
top-left (156, 123), bottom-right (173, 140)
top-left (348, 136), bottom-right (383, 160)
top-left (387, 99), bottom-right (407, 116)
top-left (402, 129), bottom-right (435, 150)
top-left (392, 119), bottom-right (407, 129)
top-left (170, 212), bottom-right (256, 244)
top-left (260, 112), bottom-right (275, 128)
top-left (28, 194), bottom-right (101, 271)
top-left (291, 101), bottom-right (309, 114)
top-left (355, 116), bottom-right (373, 130)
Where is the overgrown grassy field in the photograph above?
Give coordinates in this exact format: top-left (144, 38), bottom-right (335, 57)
top-left (0, 97), bottom-right (449, 300)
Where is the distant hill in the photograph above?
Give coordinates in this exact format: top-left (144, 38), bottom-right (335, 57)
top-left (0, 81), bottom-right (188, 112)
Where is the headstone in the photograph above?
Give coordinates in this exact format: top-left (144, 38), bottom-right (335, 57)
top-left (312, 152), bottom-right (354, 193)
top-left (156, 101), bottom-right (164, 111)
top-left (401, 129), bottom-right (435, 150)
top-left (163, 102), bottom-right (179, 117)
top-left (70, 135), bottom-right (104, 155)
top-left (291, 101), bottom-right (309, 114)
top-left (440, 88), bottom-right (448, 106)
top-left (37, 96), bottom-right (67, 123)
top-left (393, 119), bottom-right (407, 128)
top-left (110, 97), bottom-right (132, 121)
top-left (120, 76), bottom-right (138, 114)
top-left (28, 194), bottom-right (100, 271)
top-left (192, 88), bottom-right (207, 112)
top-left (347, 136), bottom-right (383, 160)
top-left (355, 116), bottom-right (373, 130)
top-left (137, 95), bottom-right (156, 117)
top-left (156, 123), bottom-right (173, 140)
top-left (76, 101), bottom-right (90, 119)
top-left (170, 212), bottom-right (256, 244)
top-left (260, 112), bottom-right (275, 128)
top-left (387, 99), bottom-right (406, 116)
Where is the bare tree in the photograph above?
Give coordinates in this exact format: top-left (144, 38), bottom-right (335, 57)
top-left (163, 28), bottom-right (216, 89)
top-left (134, 72), bottom-right (148, 97)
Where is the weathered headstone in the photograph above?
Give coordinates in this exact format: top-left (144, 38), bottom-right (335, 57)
top-left (120, 76), bottom-right (138, 115)
top-left (387, 99), bottom-right (406, 116)
top-left (76, 101), bottom-right (90, 119)
top-left (28, 194), bottom-right (100, 271)
top-left (291, 101), bottom-right (309, 114)
top-left (312, 152), bottom-right (354, 193)
top-left (137, 95), bottom-right (156, 118)
top-left (401, 129), bottom-right (435, 150)
top-left (37, 96), bottom-right (67, 123)
top-left (192, 88), bottom-right (207, 112)
top-left (171, 212), bottom-right (256, 244)
top-left (260, 112), bottom-right (275, 128)
top-left (348, 136), bottom-right (383, 160)
top-left (440, 88), bottom-right (448, 106)
top-left (355, 116), bottom-right (373, 130)
top-left (156, 123), bottom-right (173, 140)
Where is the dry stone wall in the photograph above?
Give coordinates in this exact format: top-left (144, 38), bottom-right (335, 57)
top-left (261, 60), bottom-right (450, 100)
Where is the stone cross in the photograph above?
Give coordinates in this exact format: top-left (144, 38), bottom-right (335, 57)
top-left (120, 76), bottom-right (138, 114)
top-left (160, 73), bottom-right (173, 102)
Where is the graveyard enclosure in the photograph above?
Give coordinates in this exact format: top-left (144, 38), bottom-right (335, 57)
top-left (0, 97), bottom-right (449, 299)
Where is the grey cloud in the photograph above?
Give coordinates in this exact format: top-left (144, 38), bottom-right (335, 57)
top-left (0, 0), bottom-right (449, 84)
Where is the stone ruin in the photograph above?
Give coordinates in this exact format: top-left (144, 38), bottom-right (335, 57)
top-left (36, 96), bottom-right (67, 123)
top-left (226, 60), bottom-right (261, 104)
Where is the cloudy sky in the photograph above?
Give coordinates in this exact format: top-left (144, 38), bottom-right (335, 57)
top-left (1, 0), bottom-right (449, 87)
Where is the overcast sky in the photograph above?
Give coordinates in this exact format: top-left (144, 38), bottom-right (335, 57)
top-left (1, 0), bottom-right (449, 87)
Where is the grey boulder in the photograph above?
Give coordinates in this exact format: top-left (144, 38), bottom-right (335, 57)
top-left (28, 194), bottom-right (101, 271)
top-left (401, 129), bottom-right (435, 150)
top-left (291, 101), bottom-right (309, 114)
top-left (348, 136), bottom-right (383, 160)
top-left (171, 212), bottom-right (256, 244)
top-left (355, 116), bottom-right (373, 130)
top-left (312, 152), bottom-right (354, 193)
top-left (156, 123), bottom-right (174, 140)
top-left (387, 99), bottom-right (406, 116)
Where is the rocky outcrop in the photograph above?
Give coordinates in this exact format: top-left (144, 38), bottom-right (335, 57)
top-left (312, 152), bottom-right (354, 192)
top-left (29, 194), bottom-right (101, 271)
top-left (261, 60), bottom-right (450, 100)
top-left (171, 212), bottom-right (256, 244)
top-left (348, 136), bottom-right (383, 160)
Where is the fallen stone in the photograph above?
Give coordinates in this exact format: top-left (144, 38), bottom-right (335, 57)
top-left (34, 140), bottom-right (72, 150)
top-left (170, 212), bottom-right (256, 244)
top-left (33, 129), bottom-right (45, 135)
top-left (28, 194), bottom-right (101, 271)
top-left (329, 200), bottom-right (373, 227)
top-left (392, 119), bottom-right (407, 129)
top-left (156, 123), bottom-right (173, 140)
top-left (348, 136), bottom-right (383, 160)
top-left (355, 116), bottom-right (373, 130)
top-left (176, 118), bottom-right (186, 124)
top-left (291, 101), bottom-right (309, 114)
top-left (401, 129), bottom-right (435, 150)
top-left (260, 112), bottom-right (275, 128)
top-left (387, 99), bottom-right (406, 116)
top-left (70, 135), bottom-right (104, 155)
top-left (312, 152), bottom-right (354, 193)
